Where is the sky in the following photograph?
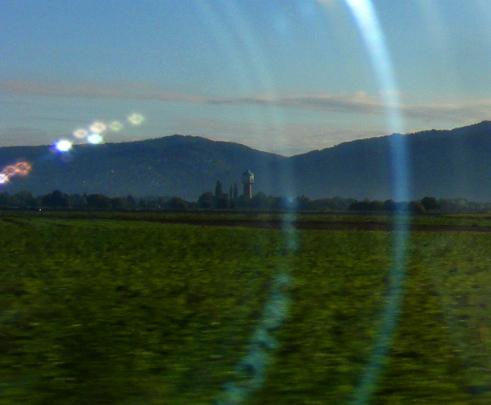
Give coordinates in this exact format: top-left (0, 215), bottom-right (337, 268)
top-left (1, 0), bottom-right (491, 155)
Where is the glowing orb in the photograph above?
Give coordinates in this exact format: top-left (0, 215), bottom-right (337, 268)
top-left (55, 139), bottom-right (73, 152)
top-left (87, 133), bottom-right (104, 144)
top-left (109, 120), bottom-right (123, 132)
top-left (89, 121), bottom-right (107, 134)
top-left (0, 173), bottom-right (9, 184)
top-left (127, 113), bottom-right (144, 126)
top-left (73, 128), bottom-right (88, 139)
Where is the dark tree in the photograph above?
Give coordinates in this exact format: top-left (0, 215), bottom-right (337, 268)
top-left (87, 194), bottom-right (112, 209)
top-left (214, 180), bottom-right (223, 198)
top-left (111, 197), bottom-right (128, 210)
top-left (12, 191), bottom-right (37, 208)
top-left (409, 201), bottom-right (426, 214)
top-left (198, 192), bottom-right (214, 209)
top-left (125, 195), bottom-right (137, 210)
top-left (0, 193), bottom-right (11, 207)
top-left (215, 193), bottom-right (229, 209)
top-left (42, 190), bottom-right (70, 208)
top-left (383, 199), bottom-right (396, 212)
top-left (296, 195), bottom-right (311, 210)
top-left (165, 197), bottom-right (189, 210)
top-left (251, 192), bottom-right (269, 209)
top-left (421, 196), bottom-right (439, 211)
top-left (70, 194), bottom-right (88, 209)
top-left (233, 183), bottom-right (239, 200)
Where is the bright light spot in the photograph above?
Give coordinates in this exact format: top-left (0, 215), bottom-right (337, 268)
top-left (87, 133), bottom-right (104, 144)
top-left (0, 173), bottom-right (9, 184)
top-left (89, 121), bottom-right (107, 134)
top-left (55, 139), bottom-right (73, 152)
top-left (109, 121), bottom-right (124, 132)
top-left (73, 128), bottom-right (88, 139)
top-left (127, 113), bottom-right (144, 126)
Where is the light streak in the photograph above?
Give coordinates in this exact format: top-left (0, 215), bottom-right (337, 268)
top-left (341, 1), bottom-right (410, 404)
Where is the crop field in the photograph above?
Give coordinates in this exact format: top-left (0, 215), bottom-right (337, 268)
top-left (2, 213), bottom-right (491, 404)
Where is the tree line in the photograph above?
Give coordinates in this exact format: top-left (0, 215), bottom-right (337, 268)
top-left (0, 187), bottom-right (489, 213)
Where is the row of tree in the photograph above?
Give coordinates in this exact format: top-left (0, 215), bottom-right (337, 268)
top-left (0, 191), bottom-right (187, 210)
top-left (1, 188), bottom-right (490, 213)
top-left (348, 197), bottom-right (439, 214)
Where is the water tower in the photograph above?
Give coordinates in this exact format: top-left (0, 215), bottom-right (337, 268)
top-left (242, 169), bottom-right (255, 200)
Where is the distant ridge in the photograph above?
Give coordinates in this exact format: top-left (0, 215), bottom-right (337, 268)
top-left (1, 121), bottom-right (491, 200)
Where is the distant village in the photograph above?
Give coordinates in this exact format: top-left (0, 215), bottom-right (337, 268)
top-left (197, 170), bottom-right (256, 209)
top-left (0, 168), bottom-right (488, 213)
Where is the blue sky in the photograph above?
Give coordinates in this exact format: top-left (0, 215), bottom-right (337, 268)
top-left (1, 0), bottom-right (491, 154)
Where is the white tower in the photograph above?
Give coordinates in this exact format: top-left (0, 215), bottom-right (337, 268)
top-left (242, 170), bottom-right (255, 200)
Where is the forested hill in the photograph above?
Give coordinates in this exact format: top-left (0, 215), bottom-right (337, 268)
top-left (2, 121), bottom-right (491, 200)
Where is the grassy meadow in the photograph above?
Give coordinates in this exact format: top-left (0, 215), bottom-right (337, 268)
top-left (2, 213), bottom-right (491, 404)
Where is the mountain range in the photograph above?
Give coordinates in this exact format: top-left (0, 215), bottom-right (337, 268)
top-left (1, 121), bottom-right (491, 200)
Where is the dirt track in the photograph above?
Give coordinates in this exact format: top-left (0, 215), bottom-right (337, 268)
top-left (4, 213), bottom-right (491, 233)
top-left (153, 218), bottom-right (491, 233)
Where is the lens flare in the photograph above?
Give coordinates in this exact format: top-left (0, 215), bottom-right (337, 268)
top-left (87, 133), bottom-right (104, 144)
top-left (73, 128), bottom-right (88, 139)
top-left (109, 121), bottom-right (124, 132)
top-left (0, 161), bottom-right (32, 186)
top-left (89, 121), bottom-right (107, 134)
top-left (0, 173), bottom-right (9, 184)
top-left (14, 162), bottom-right (31, 176)
top-left (341, 1), bottom-right (409, 404)
top-left (127, 113), bottom-right (144, 126)
top-left (4, 166), bottom-right (16, 177)
top-left (55, 139), bottom-right (73, 152)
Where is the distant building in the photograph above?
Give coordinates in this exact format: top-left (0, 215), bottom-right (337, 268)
top-left (242, 169), bottom-right (254, 200)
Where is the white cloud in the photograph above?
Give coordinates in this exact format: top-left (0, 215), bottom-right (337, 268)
top-left (1, 79), bottom-right (490, 126)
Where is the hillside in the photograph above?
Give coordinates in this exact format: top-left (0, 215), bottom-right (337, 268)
top-left (1, 121), bottom-right (491, 199)
top-left (288, 121), bottom-right (491, 200)
top-left (0, 135), bottom-right (285, 199)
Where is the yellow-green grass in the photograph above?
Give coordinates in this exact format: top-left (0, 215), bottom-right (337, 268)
top-left (1, 215), bottom-right (491, 404)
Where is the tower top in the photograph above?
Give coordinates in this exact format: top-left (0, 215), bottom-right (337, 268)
top-left (242, 169), bottom-right (254, 184)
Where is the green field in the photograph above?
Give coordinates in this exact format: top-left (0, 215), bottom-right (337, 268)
top-left (2, 213), bottom-right (491, 404)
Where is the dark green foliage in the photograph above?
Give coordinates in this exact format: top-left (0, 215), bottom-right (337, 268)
top-left (421, 196), bottom-right (439, 211)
